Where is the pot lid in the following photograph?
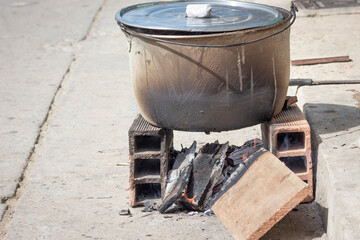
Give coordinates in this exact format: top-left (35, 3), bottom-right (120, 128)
top-left (116, 1), bottom-right (283, 33)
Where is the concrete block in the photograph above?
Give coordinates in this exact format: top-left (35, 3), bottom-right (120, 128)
top-left (128, 114), bottom-right (173, 206)
top-left (261, 104), bottom-right (313, 202)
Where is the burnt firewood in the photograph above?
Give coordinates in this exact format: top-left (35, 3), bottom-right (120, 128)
top-left (202, 142), bottom-right (229, 208)
top-left (208, 148), bottom-right (266, 208)
top-left (179, 141), bottom-right (229, 211)
top-left (227, 138), bottom-right (263, 166)
top-left (157, 142), bottom-right (196, 213)
top-left (207, 139), bottom-right (264, 208)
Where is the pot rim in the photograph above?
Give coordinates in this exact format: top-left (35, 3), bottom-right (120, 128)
top-left (116, 0), bottom-right (284, 34)
top-left (117, 7), bottom-right (292, 40)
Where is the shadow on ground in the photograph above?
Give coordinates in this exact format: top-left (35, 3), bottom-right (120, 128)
top-left (261, 202), bottom-right (326, 240)
top-left (304, 103), bottom-right (360, 135)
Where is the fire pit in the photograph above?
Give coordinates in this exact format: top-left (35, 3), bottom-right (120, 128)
top-left (116, 0), bottom-right (296, 132)
top-left (126, 111), bottom-right (313, 240)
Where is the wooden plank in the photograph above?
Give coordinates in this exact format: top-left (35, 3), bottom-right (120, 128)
top-left (211, 149), bottom-right (310, 240)
top-left (291, 55), bottom-right (350, 66)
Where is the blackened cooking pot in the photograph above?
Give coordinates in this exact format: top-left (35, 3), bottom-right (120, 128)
top-left (116, 1), bottom-right (296, 132)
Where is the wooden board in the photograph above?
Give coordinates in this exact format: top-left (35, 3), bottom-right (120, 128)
top-left (291, 55), bottom-right (350, 66)
top-left (211, 150), bottom-right (310, 240)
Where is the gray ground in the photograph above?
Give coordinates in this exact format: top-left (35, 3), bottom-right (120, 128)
top-left (0, 0), bottom-right (359, 239)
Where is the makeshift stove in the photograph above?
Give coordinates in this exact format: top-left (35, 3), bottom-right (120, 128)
top-left (128, 99), bottom-right (313, 208)
top-left (127, 99), bottom-right (314, 239)
top-left (118, 1), bottom-right (311, 238)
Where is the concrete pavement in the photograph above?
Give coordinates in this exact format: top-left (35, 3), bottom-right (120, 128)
top-left (0, 0), bottom-right (359, 239)
top-left (290, 13), bottom-right (360, 83)
top-left (298, 85), bottom-right (360, 239)
top-left (0, 0), bottom-right (104, 218)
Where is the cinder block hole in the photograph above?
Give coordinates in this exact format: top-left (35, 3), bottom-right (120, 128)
top-left (276, 132), bottom-right (305, 151)
top-left (135, 183), bottom-right (161, 202)
top-left (279, 156), bottom-right (307, 173)
top-left (135, 135), bottom-right (161, 153)
top-left (134, 158), bottom-right (160, 178)
top-left (303, 180), bottom-right (308, 184)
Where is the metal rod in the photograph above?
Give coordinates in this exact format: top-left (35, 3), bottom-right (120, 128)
top-left (289, 79), bottom-right (360, 86)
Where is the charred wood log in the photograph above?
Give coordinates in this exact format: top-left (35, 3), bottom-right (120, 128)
top-left (179, 141), bottom-right (229, 211)
top-left (208, 148), bottom-right (265, 207)
top-left (210, 139), bottom-right (263, 199)
top-left (157, 142), bottom-right (196, 213)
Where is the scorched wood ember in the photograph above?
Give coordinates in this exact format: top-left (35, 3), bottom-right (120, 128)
top-left (210, 139), bottom-right (264, 201)
top-left (126, 111), bottom-right (313, 240)
top-left (179, 141), bottom-right (229, 211)
top-left (157, 142), bottom-right (196, 213)
top-left (158, 139), bottom-right (264, 213)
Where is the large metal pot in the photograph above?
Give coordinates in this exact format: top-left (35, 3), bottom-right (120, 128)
top-left (116, 1), bottom-right (295, 132)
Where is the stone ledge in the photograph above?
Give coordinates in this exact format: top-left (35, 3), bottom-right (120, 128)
top-left (297, 84), bottom-right (360, 239)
